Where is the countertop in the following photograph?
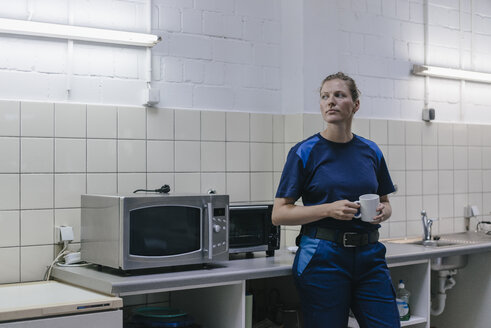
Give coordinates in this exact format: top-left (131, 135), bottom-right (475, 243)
top-left (52, 231), bottom-right (491, 297)
top-left (0, 281), bottom-right (122, 322)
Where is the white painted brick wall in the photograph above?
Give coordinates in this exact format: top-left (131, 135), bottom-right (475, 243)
top-left (1, 0), bottom-right (491, 121)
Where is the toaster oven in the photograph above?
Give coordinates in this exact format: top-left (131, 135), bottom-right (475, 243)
top-left (228, 202), bottom-right (280, 257)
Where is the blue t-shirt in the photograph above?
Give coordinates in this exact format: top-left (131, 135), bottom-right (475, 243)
top-left (275, 133), bottom-right (395, 232)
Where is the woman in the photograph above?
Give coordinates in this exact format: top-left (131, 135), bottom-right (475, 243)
top-left (272, 72), bottom-right (400, 328)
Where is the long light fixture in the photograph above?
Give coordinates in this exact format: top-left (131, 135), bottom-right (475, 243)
top-left (0, 18), bottom-right (161, 47)
top-left (412, 64), bottom-right (491, 84)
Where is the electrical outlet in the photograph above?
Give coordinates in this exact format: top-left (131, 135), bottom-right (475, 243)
top-left (55, 226), bottom-right (74, 243)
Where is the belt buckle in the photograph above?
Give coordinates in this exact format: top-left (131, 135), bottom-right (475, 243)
top-left (343, 232), bottom-right (357, 247)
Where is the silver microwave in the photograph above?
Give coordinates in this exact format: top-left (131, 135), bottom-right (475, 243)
top-left (81, 193), bottom-right (229, 271)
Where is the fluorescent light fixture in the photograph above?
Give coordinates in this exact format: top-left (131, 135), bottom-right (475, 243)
top-left (0, 18), bottom-right (161, 47)
top-left (412, 64), bottom-right (491, 84)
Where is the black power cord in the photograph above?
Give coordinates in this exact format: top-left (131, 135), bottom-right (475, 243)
top-left (133, 184), bottom-right (171, 194)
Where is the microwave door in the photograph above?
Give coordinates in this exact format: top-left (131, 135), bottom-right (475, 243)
top-left (126, 206), bottom-right (203, 268)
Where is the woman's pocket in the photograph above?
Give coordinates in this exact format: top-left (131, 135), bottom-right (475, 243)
top-left (293, 235), bottom-right (320, 276)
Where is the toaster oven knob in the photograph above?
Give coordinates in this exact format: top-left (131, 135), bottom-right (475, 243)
top-left (213, 224), bottom-right (221, 233)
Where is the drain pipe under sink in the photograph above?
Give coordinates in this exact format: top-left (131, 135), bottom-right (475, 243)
top-left (431, 269), bottom-right (457, 316)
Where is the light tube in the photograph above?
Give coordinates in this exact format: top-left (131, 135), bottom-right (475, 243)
top-left (0, 18), bottom-right (161, 47)
top-left (412, 64), bottom-right (491, 84)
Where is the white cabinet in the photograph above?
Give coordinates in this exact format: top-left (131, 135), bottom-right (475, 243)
top-left (0, 281), bottom-right (122, 328)
top-left (0, 310), bottom-right (122, 328)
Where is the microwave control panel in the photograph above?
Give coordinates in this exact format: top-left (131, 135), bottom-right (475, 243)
top-left (212, 207), bottom-right (228, 253)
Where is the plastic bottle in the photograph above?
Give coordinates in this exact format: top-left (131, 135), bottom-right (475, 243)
top-left (396, 280), bottom-right (411, 321)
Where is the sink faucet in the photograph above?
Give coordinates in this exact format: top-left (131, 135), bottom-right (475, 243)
top-left (421, 210), bottom-right (434, 241)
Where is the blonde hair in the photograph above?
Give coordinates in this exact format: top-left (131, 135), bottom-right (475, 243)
top-left (320, 72), bottom-right (360, 102)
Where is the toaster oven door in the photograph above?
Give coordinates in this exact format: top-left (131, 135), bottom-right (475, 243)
top-left (229, 205), bottom-right (271, 252)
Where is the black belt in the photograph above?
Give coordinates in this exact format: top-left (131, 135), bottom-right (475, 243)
top-left (304, 227), bottom-right (379, 247)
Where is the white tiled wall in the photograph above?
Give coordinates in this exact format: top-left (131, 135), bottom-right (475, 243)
top-left (2, 99), bottom-right (491, 283)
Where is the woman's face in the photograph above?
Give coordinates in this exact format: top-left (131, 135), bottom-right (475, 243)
top-left (320, 79), bottom-right (359, 124)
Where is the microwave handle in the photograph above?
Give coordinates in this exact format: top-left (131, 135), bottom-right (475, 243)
top-left (230, 205), bottom-right (269, 211)
top-left (208, 202), bottom-right (213, 260)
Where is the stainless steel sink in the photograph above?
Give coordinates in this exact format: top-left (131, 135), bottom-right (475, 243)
top-left (386, 237), bottom-right (471, 271)
top-left (407, 239), bottom-right (460, 247)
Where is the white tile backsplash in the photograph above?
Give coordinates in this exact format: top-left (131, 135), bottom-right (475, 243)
top-left (55, 139), bottom-right (86, 173)
top-left (250, 113), bottom-right (273, 142)
top-left (21, 138), bottom-right (54, 173)
top-left (226, 112), bottom-right (250, 141)
top-left (20, 174), bottom-right (54, 209)
top-left (483, 148), bottom-right (491, 169)
top-left (21, 102), bottom-right (54, 137)
top-left (20, 245), bottom-right (53, 282)
top-left (388, 120), bottom-right (405, 145)
top-left (201, 172), bottom-right (226, 195)
top-left (147, 107), bottom-right (174, 140)
top-left (226, 142), bottom-right (250, 171)
top-left (272, 115), bottom-right (285, 142)
top-left (250, 143), bottom-right (273, 171)
top-left (118, 140), bottom-right (147, 172)
top-left (175, 109), bottom-right (200, 140)
top-left (147, 140), bottom-right (174, 172)
top-left (468, 170), bottom-right (483, 193)
top-left (468, 125), bottom-right (482, 146)
top-left (405, 121), bottom-right (422, 145)
top-left (352, 118), bottom-right (370, 138)
top-left (54, 103), bottom-right (86, 138)
top-left (454, 171), bottom-right (468, 194)
top-left (422, 171), bottom-right (439, 195)
top-left (5, 100), bottom-right (491, 283)
top-left (438, 170), bottom-right (454, 194)
top-left (405, 145), bottom-right (422, 170)
top-left (54, 174), bottom-right (86, 208)
top-left (118, 107), bottom-right (146, 139)
top-left (87, 105), bottom-right (117, 138)
top-left (0, 247), bottom-right (20, 283)
top-left (468, 147), bottom-right (482, 170)
top-left (201, 111), bottom-right (226, 141)
top-left (406, 171), bottom-right (422, 195)
top-left (369, 119), bottom-right (388, 145)
top-left (175, 141), bottom-right (201, 172)
top-left (438, 146), bottom-right (453, 170)
top-left (453, 146), bottom-right (468, 170)
top-left (438, 123), bottom-right (453, 145)
top-left (0, 100), bottom-right (20, 136)
top-left (201, 142), bottom-right (225, 172)
top-left (174, 173), bottom-right (200, 193)
top-left (20, 210), bottom-right (54, 246)
top-left (453, 124), bottom-right (467, 146)
top-left (387, 145), bottom-right (406, 170)
top-left (483, 170), bottom-right (491, 192)
top-left (422, 146), bottom-right (438, 170)
top-left (118, 173), bottom-right (147, 194)
top-left (0, 211), bottom-right (19, 247)
top-left (227, 172), bottom-right (250, 202)
top-left (251, 172), bottom-right (273, 201)
top-left (87, 173), bottom-right (117, 195)
top-left (422, 123), bottom-right (438, 145)
top-left (87, 139), bottom-right (117, 172)
top-left (0, 174), bottom-right (20, 210)
top-left (0, 137), bottom-right (19, 173)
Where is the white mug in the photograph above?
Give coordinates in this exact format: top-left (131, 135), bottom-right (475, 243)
top-left (353, 194), bottom-right (381, 222)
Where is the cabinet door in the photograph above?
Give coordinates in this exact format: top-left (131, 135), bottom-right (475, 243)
top-left (0, 310), bottom-right (122, 328)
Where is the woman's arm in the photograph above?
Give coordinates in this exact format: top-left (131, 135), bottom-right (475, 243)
top-left (271, 197), bottom-right (360, 226)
